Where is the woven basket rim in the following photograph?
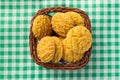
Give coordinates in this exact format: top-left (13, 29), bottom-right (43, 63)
top-left (29, 7), bottom-right (92, 70)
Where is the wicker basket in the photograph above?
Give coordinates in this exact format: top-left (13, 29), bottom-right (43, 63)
top-left (29, 7), bottom-right (92, 70)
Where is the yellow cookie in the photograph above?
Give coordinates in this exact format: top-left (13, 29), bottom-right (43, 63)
top-left (51, 37), bottom-right (63, 63)
top-left (52, 12), bottom-right (74, 37)
top-left (32, 15), bottom-right (52, 40)
top-left (37, 36), bottom-right (55, 63)
top-left (62, 39), bottom-right (83, 62)
top-left (63, 26), bottom-right (92, 62)
top-left (66, 12), bottom-right (84, 26)
top-left (67, 26), bottom-right (92, 53)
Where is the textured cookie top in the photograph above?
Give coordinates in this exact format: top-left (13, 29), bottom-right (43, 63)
top-left (37, 36), bottom-right (55, 63)
top-left (62, 39), bottom-right (84, 62)
top-left (32, 15), bottom-right (52, 40)
top-left (66, 25), bottom-right (92, 54)
top-left (63, 26), bottom-right (92, 62)
top-left (52, 12), bottom-right (74, 37)
top-left (51, 37), bottom-right (63, 63)
top-left (66, 12), bottom-right (84, 26)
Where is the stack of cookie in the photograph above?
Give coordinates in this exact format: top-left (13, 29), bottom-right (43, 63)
top-left (32, 11), bottom-right (92, 63)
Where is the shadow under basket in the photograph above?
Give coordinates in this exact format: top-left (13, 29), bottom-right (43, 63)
top-left (29, 7), bottom-right (92, 70)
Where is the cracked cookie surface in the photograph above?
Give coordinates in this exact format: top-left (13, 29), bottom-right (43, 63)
top-left (37, 36), bottom-right (55, 63)
top-left (32, 15), bottom-right (52, 40)
top-left (66, 12), bottom-right (84, 26)
top-left (63, 26), bottom-right (92, 62)
top-left (51, 37), bottom-right (63, 63)
top-left (52, 12), bottom-right (74, 37)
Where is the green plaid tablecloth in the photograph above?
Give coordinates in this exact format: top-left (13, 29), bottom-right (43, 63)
top-left (0, 0), bottom-right (120, 80)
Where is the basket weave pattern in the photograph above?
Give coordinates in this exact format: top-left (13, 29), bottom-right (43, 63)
top-left (29, 7), bottom-right (92, 70)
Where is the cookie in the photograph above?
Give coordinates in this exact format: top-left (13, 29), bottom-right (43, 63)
top-left (37, 36), bottom-right (55, 63)
top-left (63, 26), bottom-right (92, 62)
top-left (67, 26), bottom-right (92, 53)
top-left (66, 12), bottom-right (84, 26)
top-left (32, 15), bottom-right (52, 40)
top-left (51, 12), bottom-right (74, 37)
top-left (51, 37), bottom-right (63, 63)
top-left (62, 39), bottom-right (83, 62)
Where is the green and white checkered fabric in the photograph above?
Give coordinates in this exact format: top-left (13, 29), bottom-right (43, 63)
top-left (0, 0), bottom-right (120, 80)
